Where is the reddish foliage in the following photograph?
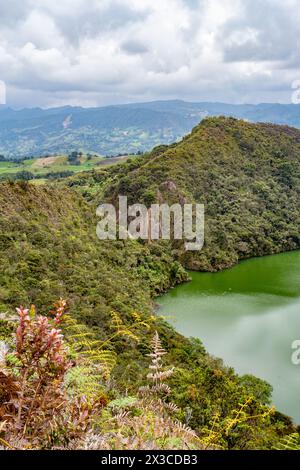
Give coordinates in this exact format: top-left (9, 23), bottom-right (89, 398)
top-left (0, 299), bottom-right (100, 448)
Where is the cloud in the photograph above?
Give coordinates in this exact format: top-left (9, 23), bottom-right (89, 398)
top-left (221, 0), bottom-right (300, 63)
top-left (121, 39), bottom-right (149, 55)
top-left (0, 0), bottom-right (299, 107)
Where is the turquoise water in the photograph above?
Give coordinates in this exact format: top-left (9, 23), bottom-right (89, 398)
top-left (158, 251), bottom-right (300, 422)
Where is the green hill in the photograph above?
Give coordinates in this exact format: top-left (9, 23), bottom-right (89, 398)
top-left (1, 117), bottom-right (300, 448)
top-left (103, 117), bottom-right (300, 271)
top-left (0, 179), bottom-right (293, 449)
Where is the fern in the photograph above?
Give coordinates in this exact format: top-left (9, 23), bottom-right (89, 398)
top-left (62, 314), bottom-right (117, 380)
top-left (108, 396), bottom-right (138, 410)
top-left (144, 331), bottom-right (174, 392)
top-left (273, 433), bottom-right (300, 450)
top-left (64, 365), bottom-right (104, 399)
top-left (200, 397), bottom-right (276, 450)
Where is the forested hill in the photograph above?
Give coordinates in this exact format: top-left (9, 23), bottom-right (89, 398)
top-left (1, 100), bottom-right (300, 158)
top-left (101, 117), bottom-right (300, 271)
top-left (0, 183), bottom-right (294, 450)
top-left (1, 117), bottom-right (300, 448)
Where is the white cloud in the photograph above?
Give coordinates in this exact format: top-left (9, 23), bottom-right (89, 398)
top-left (0, 0), bottom-right (299, 107)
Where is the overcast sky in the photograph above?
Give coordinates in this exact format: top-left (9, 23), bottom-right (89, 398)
top-left (0, 0), bottom-right (299, 108)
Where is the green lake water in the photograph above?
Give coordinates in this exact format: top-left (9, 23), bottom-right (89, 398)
top-left (158, 251), bottom-right (300, 423)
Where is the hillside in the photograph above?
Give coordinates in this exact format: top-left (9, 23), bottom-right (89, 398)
top-left (102, 117), bottom-right (300, 271)
top-left (0, 179), bottom-right (294, 449)
top-left (2, 101), bottom-right (300, 158)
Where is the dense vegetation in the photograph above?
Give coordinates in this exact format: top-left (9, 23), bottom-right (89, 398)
top-left (0, 298), bottom-right (295, 450)
top-left (2, 117), bottom-right (300, 449)
top-left (103, 117), bottom-right (300, 271)
top-left (1, 302), bottom-right (285, 450)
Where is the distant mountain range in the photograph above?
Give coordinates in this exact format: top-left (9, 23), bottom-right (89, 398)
top-left (1, 100), bottom-right (300, 158)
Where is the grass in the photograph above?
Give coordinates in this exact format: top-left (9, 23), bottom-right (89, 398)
top-left (0, 161), bottom-right (20, 174)
top-left (0, 154), bottom-right (137, 179)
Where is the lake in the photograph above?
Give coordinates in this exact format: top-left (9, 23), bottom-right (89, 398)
top-left (158, 251), bottom-right (300, 423)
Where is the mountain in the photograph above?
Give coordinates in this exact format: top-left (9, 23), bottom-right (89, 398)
top-left (93, 116), bottom-right (300, 271)
top-left (1, 117), bottom-right (299, 448)
top-left (1, 100), bottom-right (300, 158)
top-left (0, 179), bottom-right (292, 449)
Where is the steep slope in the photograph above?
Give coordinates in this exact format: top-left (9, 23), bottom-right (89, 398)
top-left (105, 117), bottom-right (300, 271)
top-left (0, 181), bottom-right (187, 317)
top-left (0, 179), bottom-right (294, 448)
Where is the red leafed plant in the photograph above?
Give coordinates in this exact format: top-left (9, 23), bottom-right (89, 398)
top-left (0, 300), bottom-right (97, 449)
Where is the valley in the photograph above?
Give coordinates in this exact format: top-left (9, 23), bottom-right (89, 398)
top-left (2, 100), bottom-right (300, 159)
top-left (0, 153), bottom-right (136, 181)
top-left (2, 116), bottom-right (300, 449)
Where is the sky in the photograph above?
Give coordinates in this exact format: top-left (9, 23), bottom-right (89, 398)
top-left (0, 0), bottom-right (299, 108)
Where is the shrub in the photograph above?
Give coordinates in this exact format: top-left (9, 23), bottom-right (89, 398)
top-left (0, 300), bottom-right (99, 449)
